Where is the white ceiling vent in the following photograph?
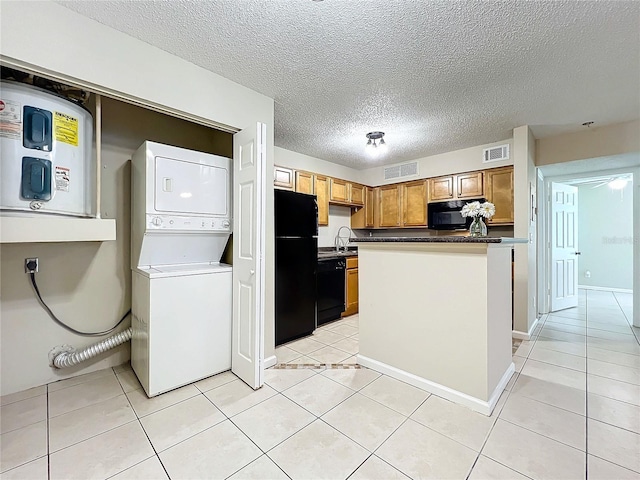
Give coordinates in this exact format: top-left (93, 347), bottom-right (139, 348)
top-left (384, 161), bottom-right (418, 180)
top-left (483, 144), bottom-right (510, 163)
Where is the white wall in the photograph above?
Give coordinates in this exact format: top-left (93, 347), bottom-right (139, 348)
top-left (0, 1), bottom-right (275, 395)
top-left (577, 182), bottom-right (633, 290)
top-left (360, 139), bottom-right (513, 187)
top-left (318, 205), bottom-right (352, 248)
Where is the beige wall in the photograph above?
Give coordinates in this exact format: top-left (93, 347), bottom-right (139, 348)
top-left (536, 120), bottom-right (640, 167)
top-left (0, 97), bottom-right (232, 395)
top-left (0, 1), bottom-right (275, 395)
top-left (512, 126), bottom-right (537, 335)
top-left (361, 139), bottom-right (513, 187)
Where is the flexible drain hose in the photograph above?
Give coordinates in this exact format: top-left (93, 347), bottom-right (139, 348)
top-left (50, 327), bottom-right (132, 369)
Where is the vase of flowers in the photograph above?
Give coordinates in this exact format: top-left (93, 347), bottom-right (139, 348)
top-left (461, 201), bottom-right (495, 237)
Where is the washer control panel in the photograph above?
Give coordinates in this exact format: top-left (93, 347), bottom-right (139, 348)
top-left (146, 215), bottom-right (232, 232)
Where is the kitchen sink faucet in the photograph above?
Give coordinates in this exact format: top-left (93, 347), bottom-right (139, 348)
top-left (335, 226), bottom-right (353, 252)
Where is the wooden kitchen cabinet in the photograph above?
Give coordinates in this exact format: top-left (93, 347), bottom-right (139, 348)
top-left (378, 184), bottom-right (401, 227)
top-left (342, 256), bottom-right (359, 317)
top-left (428, 172), bottom-right (483, 202)
top-left (350, 183), bottom-right (365, 206)
top-left (350, 186), bottom-right (375, 229)
top-left (457, 172), bottom-right (484, 198)
top-left (295, 170), bottom-right (314, 195)
top-left (401, 179), bottom-right (428, 227)
top-left (428, 176), bottom-right (455, 202)
top-left (274, 166), bottom-right (294, 190)
top-left (484, 166), bottom-right (514, 224)
top-left (315, 175), bottom-right (329, 226)
top-left (330, 178), bottom-right (350, 204)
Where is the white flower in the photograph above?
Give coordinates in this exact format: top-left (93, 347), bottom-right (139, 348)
top-left (461, 201), bottom-right (481, 217)
top-left (479, 202), bottom-right (496, 219)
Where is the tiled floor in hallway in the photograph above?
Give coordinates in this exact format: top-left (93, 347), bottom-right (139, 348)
top-left (1, 290), bottom-right (638, 479)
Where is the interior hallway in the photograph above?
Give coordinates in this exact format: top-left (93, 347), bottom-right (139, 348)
top-left (0, 290), bottom-right (638, 479)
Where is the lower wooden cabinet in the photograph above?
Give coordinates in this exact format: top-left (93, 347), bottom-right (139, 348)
top-left (342, 256), bottom-right (359, 317)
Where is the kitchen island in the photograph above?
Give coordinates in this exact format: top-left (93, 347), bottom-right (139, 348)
top-left (351, 236), bottom-right (527, 415)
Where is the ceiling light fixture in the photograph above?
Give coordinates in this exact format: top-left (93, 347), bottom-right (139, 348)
top-left (365, 131), bottom-right (387, 156)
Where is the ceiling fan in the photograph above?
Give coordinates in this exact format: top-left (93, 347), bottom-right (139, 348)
top-left (568, 174), bottom-right (631, 190)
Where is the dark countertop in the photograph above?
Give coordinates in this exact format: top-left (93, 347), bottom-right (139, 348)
top-left (317, 247), bottom-right (358, 259)
top-left (350, 237), bottom-right (527, 244)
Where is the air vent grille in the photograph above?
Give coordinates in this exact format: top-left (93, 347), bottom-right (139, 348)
top-left (483, 144), bottom-right (510, 163)
top-left (384, 161), bottom-right (418, 180)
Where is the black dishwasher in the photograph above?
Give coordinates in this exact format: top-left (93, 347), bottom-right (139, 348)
top-left (317, 257), bottom-right (346, 325)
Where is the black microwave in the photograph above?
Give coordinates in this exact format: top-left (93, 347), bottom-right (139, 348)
top-left (428, 198), bottom-right (485, 230)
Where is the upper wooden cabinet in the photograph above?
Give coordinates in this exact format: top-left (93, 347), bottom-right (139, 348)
top-left (378, 184), bottom-right (401, 228)
top-left (484, 166), bottom-right (514, 224)
top-left (428, 176), bottom-right (455, 202)
top-left (295, 170), bottom-right (314, 195)
top-left (314, 175), bottom-right (329, 226)
top-left (401, 180), bottom-right (428, 227)
top-left (350, 186), bottom-right (374, 229)
top-left (329, 178), bottom-right (350, 204)
top-left (428, 172), bottom-right (484, 202)
top-left (457, 172), bottom-right (484, 198)
top-left (350, 184), bottom-right (365, 206)
top-left (274, 166), bottom-right (294, 190)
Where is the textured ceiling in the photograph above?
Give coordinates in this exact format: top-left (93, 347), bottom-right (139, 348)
top-left (57, 0), bottom-right (640, 169)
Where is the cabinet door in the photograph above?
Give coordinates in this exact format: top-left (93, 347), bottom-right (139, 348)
top-left (428, 176), bottom-right (454, 202)
top-left (365, 187), bottom-right (375, 227)
top-left (378, 184), bottom-right (401, 227)
top-left (295, 171), bottom-right (314, 195)
top-left (350, 183), bottom-right (365, 206)
top-left (274, 166), bottom-right (294, 190)
top-left (457, 172), bottom-right (484, 198)
top-left (330, 178), bottom-right (350, 203)
top-left (402, 180), bottom-right (428, 227)
top-left (484, 166), bottom-right (514, 224)
top-left (342, 267), bottom-right (359, 317)
top-left (315, 175), bottom-right (329, 226)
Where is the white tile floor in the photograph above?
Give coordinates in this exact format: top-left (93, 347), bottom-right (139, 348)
top-left (275, 316), bottom-right (360, 365)
top-left (1, 290), bottom-right (638, 479)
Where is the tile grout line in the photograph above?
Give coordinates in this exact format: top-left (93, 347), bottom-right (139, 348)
top-left (46, 383), bottom-right (51, 480)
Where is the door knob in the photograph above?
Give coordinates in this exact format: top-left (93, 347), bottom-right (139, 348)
top-left (250, 269), bottom-right (255, 276)
top-left (572, 251), bottom-right (581, 255)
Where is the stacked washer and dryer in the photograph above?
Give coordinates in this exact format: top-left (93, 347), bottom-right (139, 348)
top-left (130, 141), bottom-right (233, 397)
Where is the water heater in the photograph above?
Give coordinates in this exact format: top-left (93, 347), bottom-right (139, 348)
top-left (0, 80), bottom-right (94, 217)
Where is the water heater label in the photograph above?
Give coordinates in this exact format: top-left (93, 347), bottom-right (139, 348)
top-left (54, 111), bottom-right (79, 146)
top-left (55, 166), bottom-right (70, 192)
top-left (0, 99), bottom-right (22, 140)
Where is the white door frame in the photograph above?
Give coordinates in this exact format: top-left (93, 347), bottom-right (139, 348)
top-left (539, 166), bottom-right (638, 324)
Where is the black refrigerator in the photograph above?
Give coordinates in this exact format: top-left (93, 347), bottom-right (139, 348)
top-left (275, 189), bottom-right (318, 346)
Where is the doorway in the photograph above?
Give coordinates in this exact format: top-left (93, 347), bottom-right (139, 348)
top-left (538, 156), bottom-right (639, 329)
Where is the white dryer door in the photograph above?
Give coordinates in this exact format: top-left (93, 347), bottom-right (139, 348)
top-left (154, 156), bottom-right (228, 215)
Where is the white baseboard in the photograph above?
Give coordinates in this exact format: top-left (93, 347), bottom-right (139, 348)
top-left (578, 285), bottom-right (633, 294)
top-left (512, 316), bottom-right (540, 340)
top-left (263, 355), bottom-right (277, 369)
top-left (357, 355), bottom-right (515, 416)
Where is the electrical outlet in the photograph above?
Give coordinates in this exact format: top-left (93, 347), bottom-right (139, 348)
top-left (25, 258), bottom-right (39, 273)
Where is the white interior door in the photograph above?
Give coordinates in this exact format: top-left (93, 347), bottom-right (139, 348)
top-left (550, 182), bottom-right (579, 311)
top-left (231, 123), bottom-right (266, 389)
